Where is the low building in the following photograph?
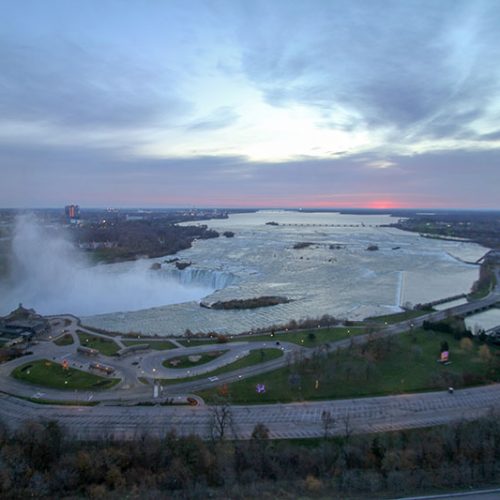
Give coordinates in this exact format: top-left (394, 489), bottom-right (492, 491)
top-left (0, 304), bottom-right (50, 342)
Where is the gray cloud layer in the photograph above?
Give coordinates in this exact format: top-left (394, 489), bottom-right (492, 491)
top-left (1, 138), bottom-right (497, 208)
top-left (0, 41), bottom-right (191, 130)
top-left (238, 0), bottom-right (500, 141)
top-left (0, 0), bottom-right (499, 208)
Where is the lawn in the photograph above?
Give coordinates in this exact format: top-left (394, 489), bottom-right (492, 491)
top-left (468, 271), bottom-right (497, 300)
top-left (77, 331), bottom-right (120, 356)
top-left (54, 334), bottom-right (74, 346)
top-left (162, 350), bottom-right (228, 369)
top-left (123, 340), bottom-right (176, 350)
top-left (12, 359), bottom-right (119, 390)
top-left (161, 348), bottom-right (284, 385)
top-left (367, 309), bottom-right (430, 324)
top-left (197, 330), bottom-right (500, 404)
top-left (178, 327), bottom-right (366, 348)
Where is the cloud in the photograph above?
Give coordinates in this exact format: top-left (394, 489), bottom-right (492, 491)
top-left (0, 137), bottom-right (498, 208)
top-left (185, 106), bottom-right (239, 131)
top-left (236, 0), bottom-right (500, 146)
top-left (476, 129), bottom-right (500, 141)
top-left (0, 0), bottom-right (499, 208)
top-left (366, 160), bottom-right (397, 169)
top-left (0, 40), bottom-right (192, 131)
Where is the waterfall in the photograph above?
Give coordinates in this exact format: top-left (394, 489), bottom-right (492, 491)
top-left (162, 267), bottom-right (236, 290)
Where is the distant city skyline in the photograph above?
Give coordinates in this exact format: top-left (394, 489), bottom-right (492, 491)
top-left (1, 1), bottom-right (499, 209)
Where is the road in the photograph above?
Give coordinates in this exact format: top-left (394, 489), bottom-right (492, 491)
top-left (0, 273), bottom-right (498, 440)
top-left (0, 383), bottom-right (498, 440)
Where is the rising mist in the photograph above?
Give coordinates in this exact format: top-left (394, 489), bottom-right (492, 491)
top-left (0, 215), bottom-right (212, 316)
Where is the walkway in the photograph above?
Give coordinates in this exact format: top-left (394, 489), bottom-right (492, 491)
top-left (0, 384), bottom-right (498, 440)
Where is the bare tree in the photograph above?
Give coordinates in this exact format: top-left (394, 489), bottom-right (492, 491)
top-left (342, 411), bottom-right (354, 444)
top-left (321, 410), bottom-right (334, 439)
top-left (209, 398), bottom-right (233, 441)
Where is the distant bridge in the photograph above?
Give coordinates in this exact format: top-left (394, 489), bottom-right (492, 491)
top-left (280, 223), bottom-right (380, 228)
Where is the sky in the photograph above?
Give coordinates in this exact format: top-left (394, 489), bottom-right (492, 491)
top-left (0, 0), bottom-right (499, 209)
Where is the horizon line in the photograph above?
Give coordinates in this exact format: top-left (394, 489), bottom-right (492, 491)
top-left (1, 206), bottom-right (500, 212)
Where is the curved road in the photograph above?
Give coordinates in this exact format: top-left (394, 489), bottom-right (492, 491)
top-left (0, 276), bottom-right (498, 440)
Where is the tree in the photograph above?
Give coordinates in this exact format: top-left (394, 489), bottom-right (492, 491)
top-left (321, 410), bottom-right (335, 439)
top-left (251, 423), bottom-right (270, 440)
top-left (479, 344), bottom-right (492, 364)
top-left (459, 337), bottom-right (473, 351)
top-left (342, 412), bottom-right (354, 445)
top-left (209, 398), bottom-right (233, 441)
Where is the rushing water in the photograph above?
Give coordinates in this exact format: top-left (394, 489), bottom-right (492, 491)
top-left (83, 210), bottom-right (489, 336)
top-left (0, 216), bottom-right (225, 316)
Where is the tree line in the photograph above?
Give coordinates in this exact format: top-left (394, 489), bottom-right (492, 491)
top-left (0, 413), bottom-right (499, 498)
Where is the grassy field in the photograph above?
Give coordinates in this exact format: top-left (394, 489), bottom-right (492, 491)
top-left (197, 330), bottom-right (500, 404)
top-left (161, 348), bottom-right (284, 385)
top-left (54, 334), bottom-right (74, 346)
top-left (12, 359), bottom-right (119, 390)
top-left (468, 271), bottom-right (497, 300)
top-left (123, 340), bottom-right (176, 350)
top-left (367, 309), bottom-right (430, 324)
top-left (178, 327), bottom-right (367, 348)
top-left (77, 331), bottom-right (120, 356)
top-left (162, 350), bottom-right (228, 369)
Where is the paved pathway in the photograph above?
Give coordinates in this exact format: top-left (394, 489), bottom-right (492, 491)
top-left (0, 384), bottom-right (498, 440)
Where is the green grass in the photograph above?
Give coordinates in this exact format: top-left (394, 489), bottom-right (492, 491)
top-left (25, 395), bottom-right (98, 406)
top-left (368, 309), bottom-right (430, 324)
top-left (161, 348), bottom-right (284, 385)
top-left (12, 359), bottom-right (120, 390)
top-left (197, 330), bottom-right (500, 404)
top-left (162, 350), bottom-right (227, 369)
top-left (122, 340), bottom-right (176, 350)
top-left (54, 334), bottom-right (74, 346)
top-left (178, 338), bottom-right (222, 347)
top-left (178, 327), bottom-right (366, 348)
top-left (77, 331), bottom-right (120, 356)
top-left (468, 272), bottom-right (497, 300)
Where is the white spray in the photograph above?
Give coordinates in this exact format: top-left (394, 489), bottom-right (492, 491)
top-left (0, 215), bottom-right (213, 316)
